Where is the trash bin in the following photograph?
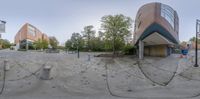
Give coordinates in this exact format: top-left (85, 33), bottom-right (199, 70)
top-left (181, 49), bottom-right (188, 55)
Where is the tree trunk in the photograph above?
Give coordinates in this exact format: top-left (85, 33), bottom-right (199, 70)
top-left (113, 37), bottom-right (115, 55)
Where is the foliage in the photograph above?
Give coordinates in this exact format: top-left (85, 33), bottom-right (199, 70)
top-left (17, 49), bottom-right (27, 51)
top-left (65, 14), bottom-right (134, 54)
top-left (33, 39), bottom-right (48, 50)
top-left (101, 14), bottom-right (132, 54)
top-left (49, 36), bottom-right (59, 49)
top-left (0, 39), bottom-right (11, 49)
top-left (65, 40), bottom-right (73, 50)
top-left (81, 25), bottom-right (96, 51)
top-left (172, 48), bottom-right (181, 54)
top-left (65, 32), bottom-right (84, 50)
top-left (122, 44), bottom-right (136, 55)
top-left (57, 46), bottom-right (65, 50)
top-left (90, 37), bottom-right (104, 51)
top-left (189, 37), bottom-right (200, 44)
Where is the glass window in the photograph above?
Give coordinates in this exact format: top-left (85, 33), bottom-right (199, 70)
top-left (28, 25), bottom-right (36, 36)
top-left (161, 4), bottom-right (175, 29)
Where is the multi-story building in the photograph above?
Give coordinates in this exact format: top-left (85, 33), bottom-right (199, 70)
top-left (134, 2), bottom-right (179, 58)
top-left (14, 23), bottom-right (49, 50)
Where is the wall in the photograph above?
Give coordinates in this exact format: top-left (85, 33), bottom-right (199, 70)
top-left (134, 2), bottom-right (179, 44)
top-left (134, 2), bottom-right (156, 44)
top-left (144, 45), bottom-right (167, 57)
top-left (14, 23), bottom-right (49, 44)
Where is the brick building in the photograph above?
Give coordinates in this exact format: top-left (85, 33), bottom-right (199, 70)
top-left (134, 2), bottom-right (179, 58)
top-left (14, 23), bottom-right (49, 50)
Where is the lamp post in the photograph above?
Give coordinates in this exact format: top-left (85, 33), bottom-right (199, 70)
top-left (194, 19), bottom-right (200, 67)
top-left (0, 20), bottom-right (6, 49)
top-left (75, 36), bottom-right (79, 58)
top-left (77, 41), bottom-right (79, 58)
top-left (0, 20), bottom-right (6, 33)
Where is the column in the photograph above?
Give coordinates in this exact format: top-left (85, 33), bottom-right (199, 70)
top-left (26, 40), bottom-right (29, 50)
top-left (139, 40), bottom-right (144, 59)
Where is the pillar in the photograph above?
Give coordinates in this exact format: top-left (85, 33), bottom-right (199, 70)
top-left (26, 40), bottom-right (29, 50)
top-left (139, 40), bottom-right (144, 59)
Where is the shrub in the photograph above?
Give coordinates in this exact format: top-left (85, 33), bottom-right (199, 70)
top-left (123, 44), bottom-right (136, 55)
top-left (18, 49), bottom-right (27, 51)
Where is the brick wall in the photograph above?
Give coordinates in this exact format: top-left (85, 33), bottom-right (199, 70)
top-left (14, 23), bottom-right (49, 44)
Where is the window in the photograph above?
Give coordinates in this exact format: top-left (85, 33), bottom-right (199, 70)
top-left (28, 25), bottom-right (36, 36)
top-left (161, 4), bottom-right (175, 29)
top-left (138, 21), bottom-right (141, 29)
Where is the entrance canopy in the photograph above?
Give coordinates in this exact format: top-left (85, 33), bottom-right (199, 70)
top-left (143, 32), bottom-right (173, 46)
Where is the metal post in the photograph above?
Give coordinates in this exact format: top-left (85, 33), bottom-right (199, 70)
top-left (0, 20), bottom-right (6, 49)
top-left (77, 46), bottom-right (79, 58)
top-left (76, 36), bottom-right (80, 58)
top-left (194, 19), bottom-right (199, 67)
top-left (88, 53), bottom-right (90, 61)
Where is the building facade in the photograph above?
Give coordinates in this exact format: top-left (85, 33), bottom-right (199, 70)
top-left (14, 23), bottom-right (49, 50)
top-left (134, 2), bottom-right (179, 58)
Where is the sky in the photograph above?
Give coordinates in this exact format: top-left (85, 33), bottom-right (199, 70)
top-left (0, 0), bottom-right (199, 45)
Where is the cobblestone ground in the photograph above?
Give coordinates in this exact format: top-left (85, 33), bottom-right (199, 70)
top-left (0, 49), bottom-right (200, 99)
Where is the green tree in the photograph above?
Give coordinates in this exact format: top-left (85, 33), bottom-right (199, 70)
top-left (101, 14), bottom-right (132, 54)
top-left (70, 32), bottom-right (83, 50)
top-left (65, 32), bottom-right (84, 51)
top-left (65, 40), bottom-right (73, 50)
top-left (90, 31), bottom-right (106, 51)
top-left (0, 39), bottom-right (11, 49)
top-left (189, 37), bottom-right (200, 44)
top-left (41, 39), bottom-right (48, 49)
top-left (33, 39), bottom-right (48, 50)
top-left (82, 25), bottom-right (96, 51)
top-left (49, 36), bottom-right (59, 49)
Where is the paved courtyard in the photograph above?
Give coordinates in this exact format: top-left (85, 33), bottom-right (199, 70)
top-left (0, 50), bottom-right (200, 99)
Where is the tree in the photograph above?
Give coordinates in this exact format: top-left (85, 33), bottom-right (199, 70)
top-left (70, 32), bottom-right (83, 50)
top-left (65, 32), bottom-right (84, 51)
top-left (33, 39), bottom-right (48, 50)
top-left (101, 14), bottom-right (132, 54)
top-left (41, 39), bottom-right (48, 49)
top-left (82, 25), bottom-right (96, 51)
top-left (190, 37), bottom-right (200, 44)
top-left (0, 39), bottom-right (11, 49)
top-left (65, 40), bottom-right (73, 50)
top-left (49, 36), bottom-right (59, 49)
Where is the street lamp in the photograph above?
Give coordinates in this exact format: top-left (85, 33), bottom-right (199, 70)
top-left (75, 36), bottom-right (79, 58)
top-left (0, 20), bottom-right (6, 33)
top-left (0, 20), bottom-right (6, 24)
top-left (0, 20), bottom-right (6, 49)
top-left (194, 19), bottom-right (200, 67)
top-left (77, 40), bottom-right (79, 58)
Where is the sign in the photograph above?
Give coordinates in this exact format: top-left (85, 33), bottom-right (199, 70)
top-left (0, 20), bottom-right (6, 33)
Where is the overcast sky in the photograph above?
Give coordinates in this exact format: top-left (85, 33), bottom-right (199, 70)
top-left (0, 0), bottom-right (199, 45)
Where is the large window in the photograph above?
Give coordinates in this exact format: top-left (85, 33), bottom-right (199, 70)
top-left (161, 4), bottom-right (175, 29)
top-left (28, 25), bottom-right (36, 36)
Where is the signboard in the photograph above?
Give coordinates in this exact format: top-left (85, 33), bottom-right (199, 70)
top-left (0, 20), bottom-right (6, 33)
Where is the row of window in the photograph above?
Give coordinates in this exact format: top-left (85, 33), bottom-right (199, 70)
top-left (28, 25), bottom-right (36, 36)
top-left (161, 4), bottom-right (175, 29)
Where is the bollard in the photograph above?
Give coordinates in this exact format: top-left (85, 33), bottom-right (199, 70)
top-left (40, 65), bottom-right (52, 80)
top-left (191, 55), bottom-right (194, 63)
top-left (88, 54), bottom-right (90, 61)
top-left (67, 49), bottom-right (69, 54)
top-left (4, 60), bottom-right (9, 71)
